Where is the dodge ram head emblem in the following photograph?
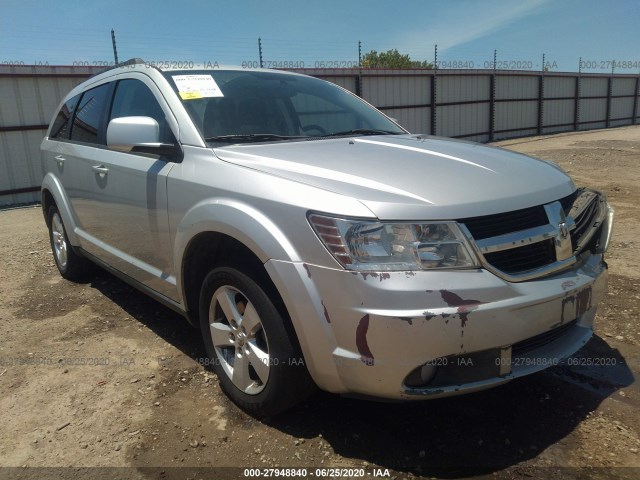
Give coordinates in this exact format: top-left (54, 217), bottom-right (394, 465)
top-left (559, 220), bottom-right (569, 239)
top-left (544, 201), bottom-right (574, 261)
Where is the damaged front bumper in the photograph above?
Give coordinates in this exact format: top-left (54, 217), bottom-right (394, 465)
top-left (266, 251), bottom-right (608, 400)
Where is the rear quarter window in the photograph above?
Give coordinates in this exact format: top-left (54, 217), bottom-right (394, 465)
top-left (49, 94), bottom-right (80, 140)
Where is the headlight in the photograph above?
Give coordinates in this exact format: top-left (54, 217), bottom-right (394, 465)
top-left (308, 213), bottom-right (480, 271)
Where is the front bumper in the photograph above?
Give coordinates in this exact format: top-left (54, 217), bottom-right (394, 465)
top-left (266, 252), bottom-right (607, 400)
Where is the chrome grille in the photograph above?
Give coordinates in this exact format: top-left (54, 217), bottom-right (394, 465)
top-left (460, 191), bottom-right (576, 241)
top-left (460, 189), bottom-right (606, 281)
top-left (459, 205), bottom-right (548, 240)
top-left (569, 190), bottom-right (601, 253)
top-left (484, 239), bottom-right (556, 274)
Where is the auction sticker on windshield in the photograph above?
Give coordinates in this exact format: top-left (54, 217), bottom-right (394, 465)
top-left (172, 74), bottom-right (224, 100)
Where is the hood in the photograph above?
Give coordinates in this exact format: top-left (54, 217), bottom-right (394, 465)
top-left (213, 134), bottom-right (575, 220)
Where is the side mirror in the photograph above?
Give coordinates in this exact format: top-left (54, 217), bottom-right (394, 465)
top-left (107, 116), bottom-right (176, 156)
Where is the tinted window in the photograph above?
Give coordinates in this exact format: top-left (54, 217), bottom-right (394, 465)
top-left (70, 83), bottom-right (112, 144)
top-left (109, 79), bottom-right (174, 143)
top-left (50, 94), bottom-right (80, 140)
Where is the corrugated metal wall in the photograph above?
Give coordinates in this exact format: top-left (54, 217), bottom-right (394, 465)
top-left (360, 71), bottom-right (432, 134)
top-left (1, 66), bottom-right (639, 207)
top-left (0, 65), bottom-right (103, 206)
top-left (437, 74), bottom-right (490, 141)
top-left (494, 74), bottom-right (539, 140)
top-left (309, 68), bottom-right (640, 143)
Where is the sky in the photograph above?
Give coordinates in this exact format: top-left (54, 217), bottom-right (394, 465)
top-left (1, 0), bottom-right (639, 73)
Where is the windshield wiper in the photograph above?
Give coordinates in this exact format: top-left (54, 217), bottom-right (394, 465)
top-left (205, 133), bottom-right (306, 143)
top-left (318, 128), bottom-right (402, 138)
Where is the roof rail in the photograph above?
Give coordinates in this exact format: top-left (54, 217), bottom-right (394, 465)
top-left (92, 57), bottom-right (146, 77)
top-left (116, 58), bottom-right (145, 67)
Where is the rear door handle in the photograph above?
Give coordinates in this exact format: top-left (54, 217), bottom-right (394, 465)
top-left (92, 165), bottom-right (109, 178)
top-left (54, 155), bottom-right (65, 166)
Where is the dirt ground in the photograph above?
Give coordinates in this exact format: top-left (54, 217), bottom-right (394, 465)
top-left (0, 126), bottom-right (639, 480)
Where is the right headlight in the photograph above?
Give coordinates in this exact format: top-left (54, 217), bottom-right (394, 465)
top-left (308, 213), bottom-right (480, 271)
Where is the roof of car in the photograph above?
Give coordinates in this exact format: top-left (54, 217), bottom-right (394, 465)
top-left (61, 58), bottom-right (312, 104)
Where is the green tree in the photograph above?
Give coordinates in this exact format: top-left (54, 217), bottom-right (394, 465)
top-left (361, 49), bottom-right (432, 69)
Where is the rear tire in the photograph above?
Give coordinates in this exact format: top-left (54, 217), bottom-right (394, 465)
top-left (199, 266), bottom-right (315, 417)
top-left (47, 205), bottom-right (92, 281)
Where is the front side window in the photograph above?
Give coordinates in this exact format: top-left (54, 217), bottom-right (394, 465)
top-left (50, 94), bottom-right (80, 140)
top-left (70, 83), bottom-right (112, 145)
top-left (109, 79), bottom-right (175, 143)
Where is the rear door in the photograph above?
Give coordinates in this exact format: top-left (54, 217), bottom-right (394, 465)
top-left (43, 82), bottom-right (115, 252)
top-left (62, 82), bottom-right (115, 233)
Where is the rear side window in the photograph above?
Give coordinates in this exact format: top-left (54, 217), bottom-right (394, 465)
top-left (70, 83), bottom-right (112, 145)
top-left (109, 79), bottom-right (175, 143)
top-left (50, 94), bottom-right (80, 140)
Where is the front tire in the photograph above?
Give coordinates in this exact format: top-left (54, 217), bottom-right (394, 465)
top-left (199, 266), bottom-right (314, 417)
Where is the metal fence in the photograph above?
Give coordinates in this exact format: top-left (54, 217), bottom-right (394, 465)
top-left (0, 66), bottom-right (104, 206)
top-left (304, 68), bottom-right (640, 143)
top-left (1, 65), bottom-right (639, 207)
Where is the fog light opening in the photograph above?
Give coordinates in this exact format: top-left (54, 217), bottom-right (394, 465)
top-left (404, 363), bottom-right (438, 388)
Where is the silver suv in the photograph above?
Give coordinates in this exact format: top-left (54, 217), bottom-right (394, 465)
top-left (41, 59), bottom-right (614, 416)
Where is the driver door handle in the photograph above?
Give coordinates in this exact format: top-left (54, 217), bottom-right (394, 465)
top-left (92, 165), bottom-right (109, 178)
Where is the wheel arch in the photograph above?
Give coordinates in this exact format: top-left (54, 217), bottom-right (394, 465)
top-left (175, 199), bottom-right (300, 326)
top-left (41, 173), bottom-right (81, 245)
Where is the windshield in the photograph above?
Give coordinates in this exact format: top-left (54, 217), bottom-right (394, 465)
top-left (164, 70), bottom-right (406, 144)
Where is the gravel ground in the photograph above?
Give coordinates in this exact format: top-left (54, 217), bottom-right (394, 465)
top-left (0, 126), bottom-right (639, 480)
